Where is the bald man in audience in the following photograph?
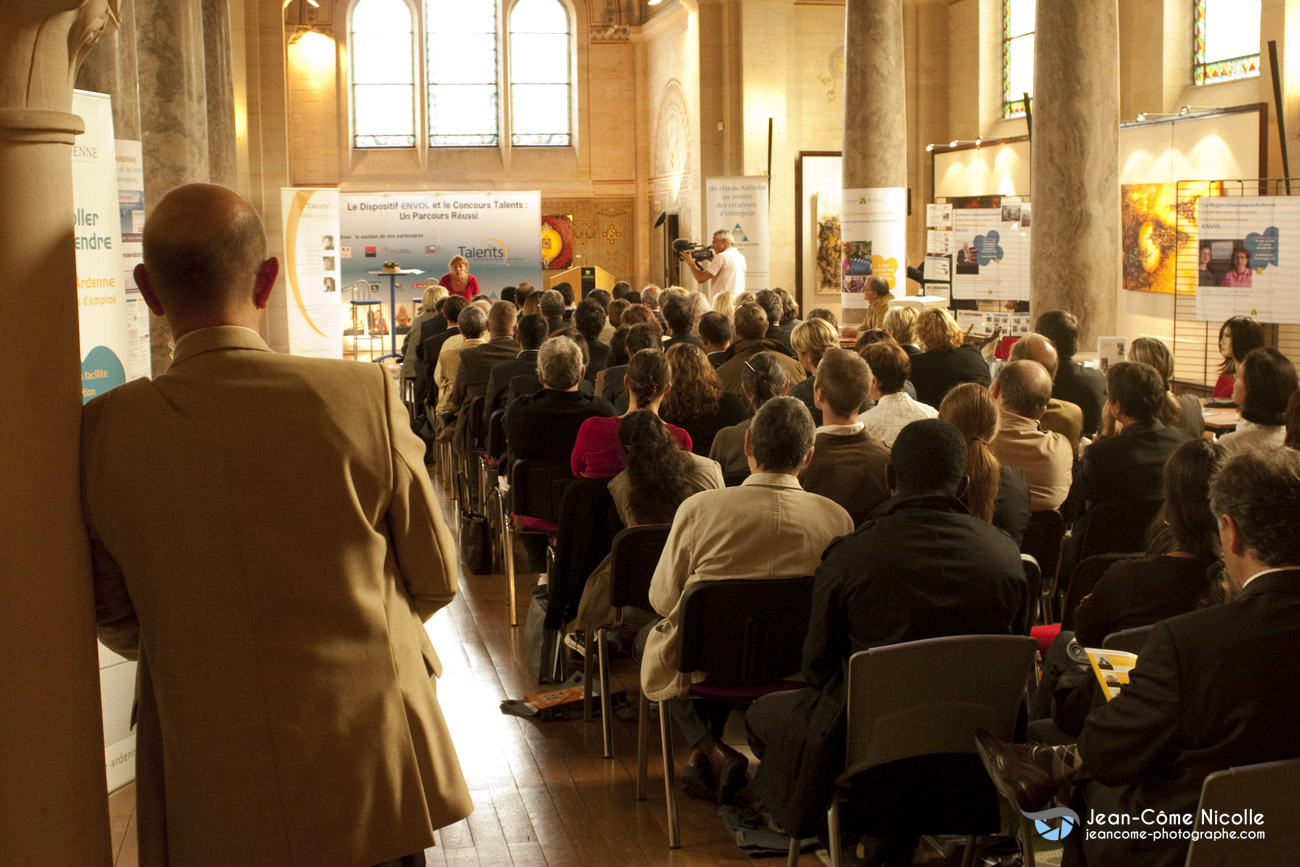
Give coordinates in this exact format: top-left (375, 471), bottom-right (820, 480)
top-left (990, 360), bottom-right (1075, 511)
top-left (1010, 333), bottom-right (1084, 449)
top-left (800, 347), bottom-right (892, 525)
top-left (85, 183), bottom-right (470, 866)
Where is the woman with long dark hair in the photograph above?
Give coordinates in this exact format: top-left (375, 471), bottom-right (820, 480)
top-left (1219, 347), bottom-right (1297, 455)
top-left (661, 343), bottom-right (749, 456)
top-left (1212, 315), bottom-right (1265, 399)
top-left (708, 352), bottom-right (788, 474)
top-left (938, 383), bottom-right (1030, 543)
top-left (571, 350), bottom-right (691, 478)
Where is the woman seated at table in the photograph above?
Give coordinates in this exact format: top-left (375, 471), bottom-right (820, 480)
top-left (1128, 336), bottom-right (1204, 438)
top-left (1212, 315), bottom-right (1264, 399)
top-left (571, 350), bottom-right (690, 478)
top-left (910, 307), bottom-right (991, 408)
top-left (439, 254), bottom-right (478, 301)
top-left (1218, 347), bottom-right (1298, 455)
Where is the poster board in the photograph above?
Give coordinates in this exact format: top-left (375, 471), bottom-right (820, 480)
top-left (115, 139), bottom-right (150, 381)
top-left (1195, 195), bottom-right (1300, 324)
top-left (281, 188), bottom-right (343, 358)
top-left (926, 195), bottom-right (1030, 303)
top-left (840, 187), bottom-right (907, 312)
top-left (705, 176), bottom-right (770, 291)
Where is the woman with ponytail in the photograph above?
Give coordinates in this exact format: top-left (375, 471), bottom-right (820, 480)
top-left (708, 351), bottom-right (789, 474)
top-left (938, 383), bottom-right (1031, 543)
top-left (571, 349), bottom-right (691, 478)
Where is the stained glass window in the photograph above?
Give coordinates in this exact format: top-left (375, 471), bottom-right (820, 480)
top-left (351, 0), bottom-right (417, 148)
top-left (1194, 0), bottom-right (1261, 85)
top-left (1003, 0), bottom-right (1035, 119)
top-left (509, 0), bottom-right (572, 146)
top-left (426, 0), bottom-right (499, 146)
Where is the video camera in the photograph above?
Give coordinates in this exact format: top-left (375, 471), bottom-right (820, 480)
top-left (672, 238), bottom-right (714, 263)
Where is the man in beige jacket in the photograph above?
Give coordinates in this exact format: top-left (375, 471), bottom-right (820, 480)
top-left (82, 184), bottom-right (472, 867)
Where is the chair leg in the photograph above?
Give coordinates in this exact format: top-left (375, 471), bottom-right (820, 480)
top-left (492, 487), bottom-right (507, 573)
top-left (659, 700), bottom-right (680, 848)
top-left (786, 836), bottom-right (800, 867)
top-left (826, 796), bottom-right (841, 867)
top-left (1019, 815), bottom-right (1038, 867)
top-left (598, 627), bottom-right (614, 759)
top-left (502, 518), bottom-right (518, 627)
top-left (582, 632), bottom-right (594, 722)
top-left (959, 835), bottom-right (978, 867)
top-left (636, 692), bottom-right (649, 800)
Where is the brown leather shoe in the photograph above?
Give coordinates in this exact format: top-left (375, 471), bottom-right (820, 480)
top-left (700, 735), bottom-right (749, 804)
top-left (974, 728), bottom-right (1058, 814)
top-left (680, 749), bottom-right (714, 800)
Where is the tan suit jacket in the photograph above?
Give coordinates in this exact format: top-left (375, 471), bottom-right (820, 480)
top-left (641, 474), bottom-right (854, 701)
top-left (991, 409), bottom-right (1075, 511)
top-left (82, 327), bottom-right (472, 867)
top-left (1039, 397), bottom-right (1084, 455)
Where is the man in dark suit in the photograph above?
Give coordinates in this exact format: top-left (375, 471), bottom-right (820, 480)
top-left (746, 419), bottom-right (1028, 843)
top-left (698, 311), bottom-right (732, 367)
top-left (540, 289), bottom-right (567, 333)
top-left (483, 313), bottom-right (549, 424)
top-left (978, 447), bottom-right (1300, 867)
top-left (1066, 361), bottom-right (1188, 516)
top-left (662, 293), bottom-right (703, 351)
top-left (754, 289), bottom-right (794, 353)
top-left (715, 304), bottom-right (805, 395)
top-left (572, 298), bottom-right (610, 383)
top-left (448, 302), bottom-right (520, 462)
top-left (1036, 310), bottom-right (1107, 437)
top-left (413, 295), bottom-right (468, 413)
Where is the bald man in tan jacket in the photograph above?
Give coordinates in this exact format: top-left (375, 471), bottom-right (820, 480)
top-left (82, 184), bottom-right (471, 867)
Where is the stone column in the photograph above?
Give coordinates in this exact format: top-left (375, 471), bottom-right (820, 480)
top-left (136, 0), bottom-right (209, 374)
top-left (74, 0), bottom-right (141, 140)
top-left (1030, 0), bottom-right (1120, 343)
top-left (203, 0), bottom-right (237, 188)
top-left (0, 4), bottom-right (119, 864)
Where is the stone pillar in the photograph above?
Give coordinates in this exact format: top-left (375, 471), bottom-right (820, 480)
top-left (74, 0), bottom-right (141, 140)
top-left (203, 0), bottom-right (237, 188)
top-left (842, 0), bottom-right (907, 193)
top-left (136, 0), bottom-right (209, 374)
top-left (0, 4), bottom-right (119, 864)
top-left (1030, 0), bottom-right (1120, 344)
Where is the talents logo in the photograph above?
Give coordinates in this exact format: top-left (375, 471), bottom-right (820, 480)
top-left (1023, 807), bottom-right (1080, 840)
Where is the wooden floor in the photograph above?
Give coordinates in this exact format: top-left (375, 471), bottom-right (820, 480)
top-left (107, 467), bottom-right (832, 866)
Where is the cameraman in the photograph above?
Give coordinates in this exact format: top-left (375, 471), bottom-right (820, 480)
top-left (681, 229), bottom-right (746, 301)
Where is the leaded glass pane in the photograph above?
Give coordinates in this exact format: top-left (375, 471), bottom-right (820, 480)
top-left (511, 33), bottom-right (569, 84)
top-left (425, 0), bottom-right (498, 146)
top-left (428, 33), bottom-right (497, 84)
top-left (1002, 0), bottom-right (1034, 118)
top-left (351, 0), bottom-right (416, 147)
top-left (509, 0), bottom-right (571, 147)
top-left (512, 83), bottom-right (569, 133)
top-left (430, 84), bottom-right (498, 138)
top-left (512, 0), bottom-right (568, 33)
top-left (1006, 34), bottom-right (1034, 102)
top-left (1203, 0), bottom-right (1260, 64)
top-left (353, 0), bottom-right (414, 33)
top-left (353, 33), bottom-right (414, 84)
top-left (1006, 0), bottom-right (1034, 39)
top-left (355, 85), bottom-right (417, 137)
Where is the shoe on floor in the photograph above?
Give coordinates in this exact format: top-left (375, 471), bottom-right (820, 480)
top-left (680, 750), bottom-right (714, 800)
top-left (563, 631), bottom-right (587, 657)
top-left (700, 735), bottom-right (749, 804)
top-left (974, 727), bottom-right (1057, 814)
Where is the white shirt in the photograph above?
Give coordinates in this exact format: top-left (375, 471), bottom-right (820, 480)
top-left (1242, 566), bottom-right (1298, 589)
top-left (861, 391), bottom-right (939, 447)
top-left (815, 421), bottom-right (866, 436)
top-left (703, 246), bottom-right (746, 300)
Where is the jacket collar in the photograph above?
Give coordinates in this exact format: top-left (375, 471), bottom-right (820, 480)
top-left (868, 489), bottom-right (970, 520)
top-left (740, 472), bottom-right (804, 490)
top-left (718, 337), bottom-right (797, 363)
top-left (1238, 567), bottom-right (1300, 600)
top-left (170, 326), bottom-right (272, 366)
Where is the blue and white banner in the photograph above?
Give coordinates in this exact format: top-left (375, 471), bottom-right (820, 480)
top-left (115, 138), bottom-right (150, 381)
top-left (705, 176), bottom-right (770, 291)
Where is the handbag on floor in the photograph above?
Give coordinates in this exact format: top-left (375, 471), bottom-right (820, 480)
top-left (522, 584), bottom-right (565, 684)
top-left (457, 473), bottom-right (493, 575)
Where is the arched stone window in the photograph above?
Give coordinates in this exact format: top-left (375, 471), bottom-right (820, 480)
top-left (509, 0), bottom-right (573, 146)
top-left (350, 0), bottom-right (418, 147)
top-left (1194, 0), bottom-right (1261, 85)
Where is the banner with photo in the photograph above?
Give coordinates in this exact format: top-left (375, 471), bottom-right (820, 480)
top-left (947, 197), bottom-right (1030, 302)
top-left (339, 191), bottom-right (542, 331)
top-left (281, 188), bottom-right (343, 358)
top-left (840, 188), bottom-right (907, 311)
top-left (72, 91), bottom-right (130, 404)
top-left (115, 139), bottom-right (150, 381)
top-left (1196, 196), bottom-right (1300, 324)
top-left (705, 176), bottom-right (770, 291)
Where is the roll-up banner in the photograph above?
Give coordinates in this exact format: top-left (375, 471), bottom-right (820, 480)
top-left (281, 188), bottom-right (344, 358)
top-left (840, 188), bottom-right (907, 311)
top-left (116, 138), bottom-right (150, 381)
top-left (705, 176), bottom-right (770, 291)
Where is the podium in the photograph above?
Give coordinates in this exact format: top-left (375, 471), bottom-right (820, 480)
top-left (547, 265), bottom-right (616, 300)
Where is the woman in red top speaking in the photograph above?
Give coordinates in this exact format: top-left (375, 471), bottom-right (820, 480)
top-left (438, 254), bottom-right (479, 300)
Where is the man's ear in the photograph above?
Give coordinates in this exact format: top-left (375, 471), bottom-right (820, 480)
top-left (813, 386), bottom-right (827, 412)
top-left (135, 263), bottom-right (166, 317)
top-left (1220, 513), bottom-right (1246, 559)
top-left (799, 446), bottom-right (815, 473)
top-left (744, 428), bottom-right (754, 458)
top-left (955, 474), bottom-right (970, 503)
top-left (990, 380), bottom-right (1002, 400)
top-left (253, 257), bottom-right (279, 310)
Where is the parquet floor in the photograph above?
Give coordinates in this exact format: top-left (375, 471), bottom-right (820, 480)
top-left (106, 467), bottom-right (827, 866)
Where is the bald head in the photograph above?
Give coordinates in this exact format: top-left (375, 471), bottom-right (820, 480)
top-left (995, 359), bottom-right (1054, 419)
top-left (137, 184), bottom-right (275, 335)
top-left (1009, 333), bottom-right (1060, 379)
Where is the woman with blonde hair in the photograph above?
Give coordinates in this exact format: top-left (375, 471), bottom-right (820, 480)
top-left (438, 253), bottom-right (478, 300)
top-left (938, 383), bottom-right (1030, 542)
top-left (789, 317), bottom-right (847, 426)
top-left (911, 307), bottom-right (991, 407)
top-left (661, 342), bottom-right (749, 456)
top-left (1128, 336), bottom-right (1204, 438)
top-left (883, 305), bottom-right (920, 356)
top-left (399, 285), bottom-right (449, 380)
top-left (712, 290), bottom-right (736, 321)
top-left (521, 291), bottom-right (543, 318)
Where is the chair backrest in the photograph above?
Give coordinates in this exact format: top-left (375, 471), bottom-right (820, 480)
top-left (485, 409), bottom-right (507, 459)
top-left (1101, 624), bottom-right (1156, 655)
top-left (1077, 498), bottom-right (1162, 561)
top-left (844, 635), bottom-right (1036, 777)
top-left (1185, 757), bottom-right (1300, 866)
top-left (1020, 509), bottom-right (1064, 586)
top-left (1060, 552), bottom-right (1143, 631)
top-left (462, 395), bottom-right (487, 446)
top-left (1020, 554), bottom-right (1041, 635)
top-left (609, 524), bottom-right (672, 612)
top-left (675, 575), bottom-right (815, 684)
top-left (509, 459), bottom-right (573, 522)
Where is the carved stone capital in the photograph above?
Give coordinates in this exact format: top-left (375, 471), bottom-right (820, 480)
top-left (0, 0), bottom-right (120, 112)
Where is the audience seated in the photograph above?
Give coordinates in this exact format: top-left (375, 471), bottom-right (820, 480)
top-left (1213, 314), bottom-right (1265, 399)
top-left (572, 299), bottom-right (610, 383)
top-left (541, 289), bottom-right (567, 332)
top-left (1287, 389), bottom-right (1300, 449)
top-left (854, 329), bottom-right (919, 400)
top-left (754, 290), bottom-right (794, 353)
top-left (805, 307), bottom-right (838, 330)
top-left (1218, 346), bottom-right (1297, 455)
top-left (554, 281), bottom-right (576, 321)
top-left (1008, 333), bottom-right (1084, 449)
top-left (715, 304), bottom-right (807, 396)
top-left (909, 307), bottom-right (992, 408)
top-left (432, 305), bottom-right (487, 412)
top-left (799, 348), bottom-right (892, 525)
top-left (662, 293), bottom-right (702, 351)
top-left (447, 301), bottom-right (519, 416)
top-left (607, 298), bottom-right (630, 331)
top-left (661, 343), bottom-right (750, 457)
top-left (775, 288), bottom-right (800, 331)
top-left (697, 311), bottom-right (732, 365)
top-left (979, 446), bottom-right (1300, 867)
top-left (600, 322), bottom-right (662, 410)
top-left (789, 317), bottom-right (868, 427)
top-left (414, 295), bottom-right (468, 415)
top-left (400, 285), bottom-right (448, 382)
top-left (882, 305), bottom-right (922, 358)
top-left (1128, 336), bottom-right (1204, 439)
top-left (859, 340), bottom-right (938, 446)
top-left (571, 350), bottom-right (690, 478)
top-left (746, 418), bottom-right (1028, 843)
top-left (483, 312), bottom-right (548, 424)
top-left (1035, 310), bottom-right (1107, 437)
top-left (989, 360), bottom-right (1074, 512)
top-left (939, 383), bottom-right (1031, 544)
top-left (709, 351), bottom-right (788, 475)
top-left (640, 397), bottom-right (854, 804)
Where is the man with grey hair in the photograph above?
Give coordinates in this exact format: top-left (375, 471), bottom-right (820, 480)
top-left (641, 396), bottom-right (853, 804)
top-left (680, 228), bottom-right (747, 300)
top-left (990, 359), bottom-right (1074, 511)
top-left (1010, 332), bottom-right (1084, 448)
top-left (977, 446), bottom-right (1300, 867)
top-left (540, 289), bottom-right (567, 333)
top-left (432, 304), bottom-right (487, 411)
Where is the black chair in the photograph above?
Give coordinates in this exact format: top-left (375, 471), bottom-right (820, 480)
top-left (483, 409), bottom-right (509, 571)
top-left (1076, 498), bottom-right (1163, 561)
top-left (1020, 554), bottom-right (1041, 637)
top-left (722, 469), bottom-right (750, 487)
top-left (1101, 623), bottom-right (1156, 656)
top-left (641, 575), bottom-right (815, 848)
top-left (1020, 510), bottom-right (1064, 623)
top-left (591, 524), bottom-right (671, 754)
top-left (1060, 552), bottom-right (1143, 632)
top-left (502, 460), bottom-right (572, 628)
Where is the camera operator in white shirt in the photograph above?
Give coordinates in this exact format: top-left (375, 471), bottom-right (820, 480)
top-left (681, 229), bottom-right (747, 301)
